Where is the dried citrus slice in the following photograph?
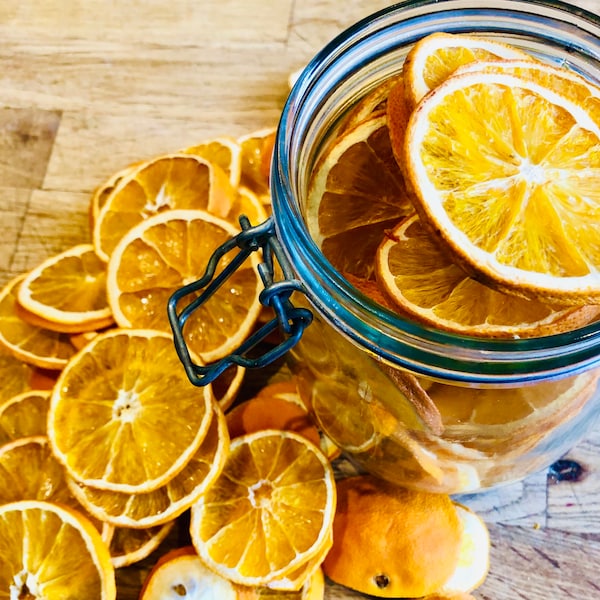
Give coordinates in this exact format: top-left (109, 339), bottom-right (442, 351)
top-left (93, 153), bottom-right (235, 261)
top-left (226, 382), bottom-right (321, 448)
top-left (455, 58), bottom-right (600, 124)
top-left (0, 275), bottom-right (77, 368)
top-left (439, 504), bottom-right (490, 595)
top-left (140, 546), bottom-right (239, 599)
top-left (0, 390), bottom-right (50, 445)
top-left (190, 429), bottom-right (336, 587)
top-left (322, 474), bottom-right (462, 598)
top-left (402, 32), bottom-right (533, 108)
top-left (16, 244), bottom-right (114, 332)
top-left (427, 369), bottom-right (599, 455)
top-left (213, 363), bottom-right (246, 411)
top-left (403, 70), bottom-right (600, 304)
top-left (306, 114), bottom-right (414, 279)
top-left (139, 545), bottom-right (326, 599)
top-left (339, 76), bottom-right (399, 133)
top-left (48, 328), bottom-right (214, 493)
top-left (182, 135), bottom-right (242, 189)
top-left (106, 209), bottom-right (262, 362)
top-left (0, 436), bottom-right (80, 507)
top-left (101, 521), bottom-right (175, 569)
top-left (67, 402), bottom-right (229, 528)
top-left (377, 215), bottom-right (600, 337)
top-left (89, 160), bottom-right (145, 227)
top-left (227, 185), bottom-right (269, 226)
top-left (0, 343), bottom-right (36, 405)
top-left (238, 128), bottom-right (276, 204)
top-left (0, 500), bottom-right (116, 599)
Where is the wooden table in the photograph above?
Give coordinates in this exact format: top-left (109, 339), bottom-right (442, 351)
top-left (1, 1), bottom-right (600, 599)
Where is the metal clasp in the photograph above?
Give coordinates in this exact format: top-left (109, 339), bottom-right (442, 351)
top-left (167, 215), bottom-right (313, 386)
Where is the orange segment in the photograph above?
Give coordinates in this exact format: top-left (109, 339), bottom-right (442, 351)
top-left (190, 429), bottom-right (336, 587)
top-left (0, 275), bottom-right (78, 369)
top-left (376, 215), bottom-right (600, 337)
top-left (0, 500), bottom-right (116, 599)
top-left (93, 153), bottom-right (235, 261)
top-left (106, 209), bottom-right (262, 362)
top-left (68, 402), bottom-right (229, 528)
top-left (16, 244), bottom-right (114, 332)
top-left (403, 70), bottom-right (600, 304)
top-left (402, 32), bottom-right (533, 108)
top-left (47, 328), bottom-right (214, 493)
top-left (306, 115), bottom-right (414, 279)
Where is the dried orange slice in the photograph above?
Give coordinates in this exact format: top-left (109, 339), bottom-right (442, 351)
top-left (93, 153), bottom-right (235, 261)
top-left (140, 546), bottom-right (239, 599)
top-left (0, 390), bottom-right (50, 445)
top-left (140, 545), bottom-right (326, 599)
top-left (67, 402), bottom-right (229, 528)
top-left (306, 115), bottom-right (413, 279)
top-left (238, 128), bottom-right (276, 204)
top-left (0, 500), bottom-right (116, 599)
top-left (0, 275), bottom-right (77, 368)
top-left (227, 185), bottom-right (269, 226)
top-left (212, 363), bottom-right (246, 411)
top-left (106, 209), bottom-right (262, 362)
top-left (190, 429), bottom-right (336, 587)
top-left (48, 328), bottom-right (214, 493)
top-left (183, 135), bottom-right (242, 189)
top-left (402, 32), bottom-right (533, 108)
top-left (0, 436), bottom-right (81, 507)
top-left (89, 160), bottom-right (145, 228)
top-left (403, 70), bottom-right (600, 304)
top-left (339, 76), bottom-right (399, 133)
top-left (16, 244), bottom-right (114, 333)
top-left (102, 521), bottom-right (175, 569)
top-left (0, 343), bottom-right (36, 405)
top-left (377, 215), bottom-right (600, 337)
top-left (226, 381), bottom-right (321, 448)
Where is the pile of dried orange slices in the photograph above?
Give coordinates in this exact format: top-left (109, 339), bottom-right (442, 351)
top-left (0, 128), bottom-right (341, 598)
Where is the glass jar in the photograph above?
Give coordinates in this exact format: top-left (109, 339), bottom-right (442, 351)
top-left (172, 0), bottom-right (600, 494)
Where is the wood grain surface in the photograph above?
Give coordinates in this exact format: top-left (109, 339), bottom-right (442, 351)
top-left (1, 1), bottom-right (600, 599)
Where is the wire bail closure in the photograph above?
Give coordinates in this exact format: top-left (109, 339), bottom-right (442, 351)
top-left (167, 215), bottom-right (313, 387)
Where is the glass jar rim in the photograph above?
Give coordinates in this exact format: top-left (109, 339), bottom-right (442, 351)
top-left (270, 0), bottom-right (600, 385)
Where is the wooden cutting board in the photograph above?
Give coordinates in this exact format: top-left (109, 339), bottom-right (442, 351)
top-left (2, 1), bottom-right (600, 599)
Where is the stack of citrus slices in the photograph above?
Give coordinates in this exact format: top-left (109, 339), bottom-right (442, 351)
top-left (307, 31), bottom-right (600, 334)
top-left (302, 31), bottom-right (600, 490)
